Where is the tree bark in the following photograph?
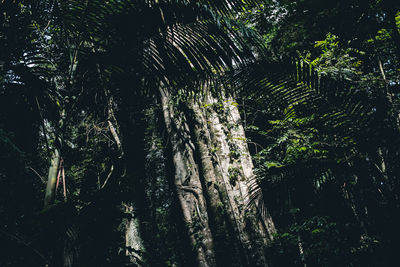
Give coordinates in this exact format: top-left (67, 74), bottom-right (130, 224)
top-left (121, 202), bottom-right (145, 266)
top-left (43, 149), bottom-right (60, 209)
top-left (161, 88), bottom-right (276, 266)
top-left (191, 93), bottom-right (275, 266)
top-left (161, 89), bottom-right (217, 267)
top-left (103, 89), bottom-right (146, 266)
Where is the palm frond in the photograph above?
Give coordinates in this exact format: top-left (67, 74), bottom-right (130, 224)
top-left (231, 58), bottom-right (372, 137)
top-left (239, 57), bottom-right (374, 225)
top-left (53, 0), bottom-right (266, 99)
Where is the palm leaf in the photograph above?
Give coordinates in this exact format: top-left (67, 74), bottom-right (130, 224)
top-left (237, 57), bottom-right (374, 225)
top-left (51, 0), bottom-right (266, 99)
top-left (230, 58), bottom-right (372, 137)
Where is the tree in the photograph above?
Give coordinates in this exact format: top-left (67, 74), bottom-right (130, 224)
top-left (2, 0), bottom-right (274, 266)
top-left (2, 0), bottom-right (400, 266)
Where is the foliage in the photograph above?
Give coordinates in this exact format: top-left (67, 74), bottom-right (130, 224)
top-left (1, 0), bottom-right (400, 266)
top-left (268, 216), bottom-right (384, 267)
top-left (237, 1), bottom-right (400, 266)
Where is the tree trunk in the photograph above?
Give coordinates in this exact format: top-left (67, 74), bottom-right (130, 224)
top-left (161, 89), bottom-right (217, 267)
top-left (43, 149), bottom-right (60, 209)
top-left (190, 93), bottom-right (275, 266)
top-left (121, 202), bottom-right (145, 266)
top-left (161, 88), bottom-right (276, 266)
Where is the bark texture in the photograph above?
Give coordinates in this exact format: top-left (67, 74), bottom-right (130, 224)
top-left (191, 93), bottom-right (275, 266)
top-left (161, 89), bottom-right (276, 266)
top-left (122, 202), bottom-right (145, 266)
top-left (161, 89), bottom-right (217, 267)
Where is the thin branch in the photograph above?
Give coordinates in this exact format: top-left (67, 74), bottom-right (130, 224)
top-left (26, 166), bottom-right (46, 184)
top-left (101, 164), bottom-right (114, 189)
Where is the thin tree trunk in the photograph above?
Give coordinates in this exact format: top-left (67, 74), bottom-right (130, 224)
top-left (43, 149), bottom-right (60, 209)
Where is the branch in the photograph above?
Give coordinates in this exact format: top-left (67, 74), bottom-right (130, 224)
top-left (26, 166), bottom-right (46, 184)
top-left (101, 164), bottom-right (114, 189)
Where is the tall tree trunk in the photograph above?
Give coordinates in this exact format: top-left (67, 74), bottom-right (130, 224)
top-left (190, 93), bottom-right (275, 266)
top-left (161, 88), bottom-right (276, 266)
top-left (188, 99), bottom-right (246, 266)
top-left (161, 89), bottom-right (217, 267)
top-left (106, 93), bottom-right (146, 266)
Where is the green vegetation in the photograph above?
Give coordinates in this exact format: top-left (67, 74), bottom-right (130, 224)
top-left (1, 0), bottom-right (399, 266)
